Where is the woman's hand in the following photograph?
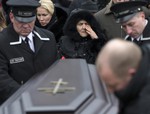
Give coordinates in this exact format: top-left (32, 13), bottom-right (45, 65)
top-left (85, 25), bottom-right (98, 39)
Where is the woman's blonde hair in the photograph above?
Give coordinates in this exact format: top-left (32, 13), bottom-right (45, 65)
top-left (0, 6), bottom-right (7, 31)
top-left (39, 0), bottom-right (54, 15)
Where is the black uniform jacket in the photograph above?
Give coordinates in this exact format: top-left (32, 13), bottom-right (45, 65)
top-left (115, 44), bottom-right (150, 114)
top-left (0, 24), bottom-right (58, 104)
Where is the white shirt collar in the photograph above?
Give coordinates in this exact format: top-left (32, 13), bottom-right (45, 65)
top-left (131, 36), bottom-right (142, 41)
top-left (20, 32), bottom-right (35, 52)
top-left (20, 32), bottom-right (33, 43)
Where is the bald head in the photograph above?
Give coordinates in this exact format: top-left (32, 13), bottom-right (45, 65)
top-left (96, 38), bottom-right (142, 78)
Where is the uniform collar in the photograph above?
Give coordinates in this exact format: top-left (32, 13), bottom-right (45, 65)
top-left (10, 30), bottom-right (50, 45)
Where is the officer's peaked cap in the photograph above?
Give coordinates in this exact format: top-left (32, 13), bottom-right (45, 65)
top-left (6, 0), bottom-right (40, 23)
top-left (110, 1), bottom-right (148, 23)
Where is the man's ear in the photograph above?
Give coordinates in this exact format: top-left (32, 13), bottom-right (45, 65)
top-left (140, 11), bottom-right (145, 19)
top-left (9, 12), bottom-right (14, 23)
top-left (128, 68), bottom-right (136, 77)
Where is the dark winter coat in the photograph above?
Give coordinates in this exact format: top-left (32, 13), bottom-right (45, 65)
top-left (94, 0), bottom-right (126, 40)
top-left (69, 0), bottom-right (109, 14)
top-left (58, 10), bottom-right (106, 64)
top-left (115, 44), bottom-right (150, 114)
top-left (53, 0), bottom-right (72, 8)
top-left (125, 18), bottom-right (150, 46)
top-left (0, 24), bottom-right (58, 104)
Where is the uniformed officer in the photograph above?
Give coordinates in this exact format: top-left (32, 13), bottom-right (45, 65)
top-left (110, 1), bottom-right (150, 46)
top-left (0, 0), bottom-right (58, 104)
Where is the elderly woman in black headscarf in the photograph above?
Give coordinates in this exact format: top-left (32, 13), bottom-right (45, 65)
top-left (58, 9), bottom-right (106, 64)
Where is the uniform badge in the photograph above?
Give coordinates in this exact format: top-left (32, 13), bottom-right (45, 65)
top-left (10, 57), bottom-right (24, 64)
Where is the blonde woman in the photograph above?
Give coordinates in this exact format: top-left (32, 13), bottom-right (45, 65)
top-left (36, 0), bottom-right (55, 27)
top-left (36, 0), bottom-right (68, 42)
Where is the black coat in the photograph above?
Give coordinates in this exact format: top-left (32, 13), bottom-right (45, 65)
top-left (0, 24), bottom-right (58, 104)
top-left (59, 35), bottom-right (101, 64)
top-left (125, 18), bottom-right (150, 46)
top-left (115, 44), bottom-right (150, 114)
top-left (68, 0), bottom-right (109, 14)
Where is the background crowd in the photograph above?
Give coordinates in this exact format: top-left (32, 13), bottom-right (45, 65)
top-left (1, 0), bottom-right (150, 114)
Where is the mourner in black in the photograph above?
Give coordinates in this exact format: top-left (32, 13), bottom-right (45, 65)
top-left (58, 9), bottom-right (106, 64)
top-left (111, 1), bottom-right (150, 46)
top-left (96, 39), bottom-right (150, 114)
top-left (0, 0), bottom-right (58, 104)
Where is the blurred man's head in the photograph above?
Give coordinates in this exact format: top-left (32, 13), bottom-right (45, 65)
top-left (96, 39), bottom-right (142, 92)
